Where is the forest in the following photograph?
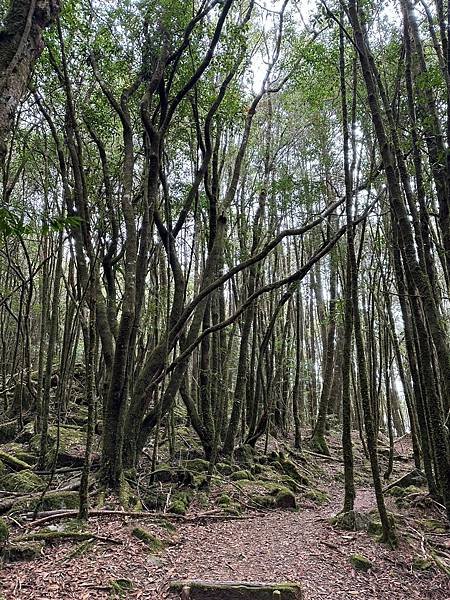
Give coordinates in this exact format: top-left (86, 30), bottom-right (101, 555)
top-left (0, 0), bottom-right (449, 598)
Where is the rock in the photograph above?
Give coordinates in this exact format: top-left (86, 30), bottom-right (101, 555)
top-left (367, 512), bottom-right (395, 538)
top-left (331, 511), bottom-right (370, 532)
top-left (215, 462), bottom-right (234, 476)
top-left (274, 489), bottom-right (296, 509)
top-left (251, 494), bottom-right (275, 509)
top-left (11, 490), bottom-right (79, 513)
top-left (0, 470), bottom-right (44, 493)
top-left (152, 465), bottom-right (195, 486)
top-left (275, 458), bottom-right (308, 486)
top-left (230, 470), bottom-right (253, 481)
top-left (169, 491), bottom-right (192, 515)
top-left (385, 469), bottom-right (426, 491)
top-left (170, 580), bottom-right (303, 600)
top-left (0, 418), bottom-right (20, 443)
top-left (131, 527), bottom-right (166, 552)
top-left (30, 426), bottom-right (92, 467)
top-left (4, 541), bottom-right (44, 562)
top-left (217, 494), bottom-right (232, 507)
top-left (181, 459), bottom-right (209, 473)
top-left (304, 489), bottom-right (328, 504)
top-left (350, 553), bottom-right (372, 571)
top-left (234, 445), bottom-right (255, 467)
top-left (0, 518), bottom-right (9, 543)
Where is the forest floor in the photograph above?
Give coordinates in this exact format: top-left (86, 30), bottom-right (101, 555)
top-left (0, 434), bottom-right (449, 600)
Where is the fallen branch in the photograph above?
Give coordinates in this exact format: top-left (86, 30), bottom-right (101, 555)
top-left (11, 531), bottom-right (121, 545)
top-left (22, 508), bottom-right (262, 529)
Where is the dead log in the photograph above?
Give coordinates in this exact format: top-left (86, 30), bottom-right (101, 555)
top-left (170, 581), bottom-right (303, 600)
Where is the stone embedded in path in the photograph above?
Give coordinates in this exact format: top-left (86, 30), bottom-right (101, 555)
top-left (170, 580), bottom-right (303, 599)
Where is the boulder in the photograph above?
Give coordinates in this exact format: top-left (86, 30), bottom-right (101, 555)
top-left (350, 554), bottom-right (372, 571)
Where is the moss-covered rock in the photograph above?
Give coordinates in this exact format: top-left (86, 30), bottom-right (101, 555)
top-left (277, 459), bottom-right (308, 487)
top-left (367, 512), bottom-right (396, 538)
top-left (152, 465), bottom-right (195, 486)
top-left (0, 419), bottom-right (19, 444)
top-left (231, 470), bottom-right (253, 481)
top-left (386, 485), bottom-right (405, 497)
top-left (251, 494), bottom-right (275, 509)
top-left (132, 527), bottom-right (166, 552)
top-left (0, 517), bottom-right (9, 543)
top-left (223, 503), bottom-right (242, 516)
top-left (274, 489), bottom-right (296, 509)
top-left (217, 494), bottom-right (232, 507)
top-left (4, 541), bottom-right (44, 562)
top-left (305, 489), bottom-right (328, 504)
top-left (30, 426), bottom-right (89, 467)
top-left (11, 490), bottom-right (79, 513)
top-left (215, 462), bottom-right (234, 476)
top-left (169, 491), bottom-right (192, 515)
top-left (234, 445), bottom-right (255, 467)
top-left (0, 469), bottom-right (44, 493)
top-left (350, 553), bottom-right (372, 571)
top-left (331, 511), bottom-right (369, 532)
top-left (182, 459), bottom-right (209, 473)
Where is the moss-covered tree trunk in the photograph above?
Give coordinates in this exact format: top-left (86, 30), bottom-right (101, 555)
top-left (0, 0), bottom-right (59, 159)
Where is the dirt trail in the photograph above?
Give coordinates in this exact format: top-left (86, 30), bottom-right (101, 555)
top-left (159, 488), bottom-right (449, 600)
top-left (1, 437), bottom-right (449, 600)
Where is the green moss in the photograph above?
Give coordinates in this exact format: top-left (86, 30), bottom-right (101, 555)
top-left (215, 462), bottom-right (234, 476)
top-left (367, 512), bottom-right (396, 539)
top-left (0, 469), bottom-right (44, 493)
top-left (274, 489), bottom-right (296, 509)
top-left (4, 541), bottom-right (44, 562)
top-left (420, 519), bottom-right (448, 533)
top-left (64, 538), bottom-right (94, 560)
top-left (217, 494), bottom-right (232, 507)
top-left (234, 445), bottom-right (255, 467)
top-left (305, 489), bottom-right (329, 504)
top-left (278, 459), bottom-right (308, 486)
top-left (156, 519), bottom-right (176, 532)
top-left (231, 469), bottom-right (253, 481)
top-left (0, 518), bottom-right (9, 543)
top-left (223, 503), bottom-right (241, 516)
top-left (11, 490), bottom-right (79, 512)
top-left (252, 464), bottom-right (263, 475)
top-left (412, 555), bottom-right (432, 571)
top-left (350, 553), bottom-right (372, 571)
top-left (251, 494), bottom-right (275, 508)
top-left (181, 458), bottom-right (209, 473)
top-left (110, 578), bottom-right (133, 598)
top-left (132, 527), bottom-right (165, 552)
top-left (0, 449), bottom-right (34, 471)
top-left (169, 491), bottom-right (193, 515)
top-left (386, 485), bottom-right (405, 497)
top-left (168, 500), bottom-right (186, 515)
top-left (331, 511), bottom-right (369, 531)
